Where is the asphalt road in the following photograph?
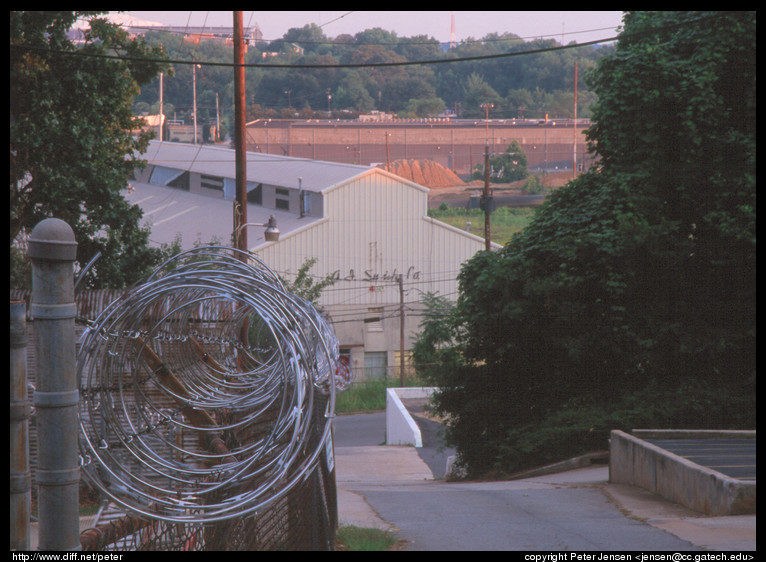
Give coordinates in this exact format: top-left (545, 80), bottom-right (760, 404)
top-left (357, 479), bottom-right (702, 551)
top-left (332, 413), bottom-right (710, 551)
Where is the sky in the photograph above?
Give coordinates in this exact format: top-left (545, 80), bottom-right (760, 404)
top-left (121, 11), bottom-right (625, 45)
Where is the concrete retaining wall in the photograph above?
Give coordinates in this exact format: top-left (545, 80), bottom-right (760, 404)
top-left (385, 387), bottom-right (436, 447)
top-left (609, 430), bottom-right (756, 516)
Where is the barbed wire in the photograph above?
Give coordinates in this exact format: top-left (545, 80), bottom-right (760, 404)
top-left (77, 245), bottom-right (351, 523)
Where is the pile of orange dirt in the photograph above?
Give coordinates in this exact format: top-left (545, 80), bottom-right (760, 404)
top-left (383, 158), bottom-right (465, 188)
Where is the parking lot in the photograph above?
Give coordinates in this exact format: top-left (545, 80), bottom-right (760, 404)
top-left (644, 438), bottom-right (756, 480)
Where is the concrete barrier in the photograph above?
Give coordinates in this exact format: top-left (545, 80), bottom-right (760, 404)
top-left (609, 430), bottom-right (756, 516)
top-left (385, 387), bottom-right (436, 447)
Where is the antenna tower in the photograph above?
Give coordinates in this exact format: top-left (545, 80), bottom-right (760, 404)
top-left (450, 12), bottom-right (457, 49)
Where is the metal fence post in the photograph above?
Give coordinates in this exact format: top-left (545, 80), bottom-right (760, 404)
top-left (10, 300), bottom-right (31, 550)
top-left (28, 218), bottom-right (80, 551)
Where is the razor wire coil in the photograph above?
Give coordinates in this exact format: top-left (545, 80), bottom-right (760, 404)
top-left (77, 246), bottom-right (351, 524)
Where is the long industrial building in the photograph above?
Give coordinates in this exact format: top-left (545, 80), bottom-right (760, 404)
top-left (128, 140), bottom-right (497, 380)
top-left (245, 117), bottom-right (593, 176)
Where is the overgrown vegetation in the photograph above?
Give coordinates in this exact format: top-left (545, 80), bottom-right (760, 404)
top-left (428, 204), bottom-right (538, 246)
top-left (413, 11), bottom-right (756, 478)
top-left (335, 376), bottom-right (425, 414)
top-left (471, 140), bottom-right (529, 183)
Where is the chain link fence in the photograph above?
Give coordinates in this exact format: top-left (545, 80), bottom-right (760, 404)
top-left (12, 246), bottom-right (346, 551)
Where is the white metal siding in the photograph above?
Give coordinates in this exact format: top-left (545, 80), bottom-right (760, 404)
top-left (254, 171), bottom-right (488, 310)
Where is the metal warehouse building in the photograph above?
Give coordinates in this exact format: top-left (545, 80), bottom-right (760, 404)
top-left (128, 140), bottom-right (497, 380)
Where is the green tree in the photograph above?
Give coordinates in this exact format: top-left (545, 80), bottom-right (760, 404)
top-left (417, 11), bottom-right (756, 477)
top-left (461, 73), bottom-right (502, 118)
top-left (401, 97), bottom-right (447, 118)
top-left (334, 70), bottom-right (376, 112)
top-left (411, 292), bottom-right (465, 385)
top-left (277, 23), bottom-right (328, 54)
top-left (473, 140), bottom-right (529, 183)
top-left (10, 11), bottom-right (170, 289)
top-left (280, 258), bottom-right (336, 307)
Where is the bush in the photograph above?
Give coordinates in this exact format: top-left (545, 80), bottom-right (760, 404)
top-left (459, 381), bottom-right (756, 478)
top-left (418, 11), bottom-right (755, 481)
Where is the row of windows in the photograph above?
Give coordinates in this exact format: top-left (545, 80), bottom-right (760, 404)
top-left (150, 168), bottom-right (312, 216)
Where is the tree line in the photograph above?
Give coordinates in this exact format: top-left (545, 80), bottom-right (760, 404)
top-left (412, 11), bottom-right (756, 478)
top-left (134, 23), bottom-right (612, 140)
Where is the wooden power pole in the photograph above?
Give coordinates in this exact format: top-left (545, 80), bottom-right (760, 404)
top-left (481, 103), bottom-right (494, 251)
top-left (234, 11), bottom-right (247, 252)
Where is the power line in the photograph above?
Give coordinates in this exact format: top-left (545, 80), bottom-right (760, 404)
top-left (16, 10), bottom-right (731, 71)
top-left (106, 12), bottom-right (619, 47)
top-left (11, 34), bottom-right (618, 70)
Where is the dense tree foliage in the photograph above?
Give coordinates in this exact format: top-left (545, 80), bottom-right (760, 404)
top-left (10, 11), bottom-right (173, 289)
top-left (413, 11), bottom-right (756, 477)
top-left (133, 21), bottom-right (615, 134)
top-left (472, 140), bottom-right (529, 183)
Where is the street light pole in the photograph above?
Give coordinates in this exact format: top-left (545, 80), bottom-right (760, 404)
top-left (232, 215), bottom-right (280, 249)
top-left (192, 61), bottom-right (200, 144)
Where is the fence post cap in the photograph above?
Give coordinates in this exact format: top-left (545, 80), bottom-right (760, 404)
top-left (28, 218), bottom-right (77, 261)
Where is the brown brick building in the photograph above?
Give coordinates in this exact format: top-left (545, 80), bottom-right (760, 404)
top-left (245, 118), bottom-right (594, 177)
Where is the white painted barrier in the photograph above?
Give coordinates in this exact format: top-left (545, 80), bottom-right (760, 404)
top-left (385, 387), bottom-right (436, 447)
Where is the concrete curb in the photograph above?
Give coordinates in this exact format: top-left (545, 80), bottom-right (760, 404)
top-left (507, 451), bottom-right (609, 480)
top-left (609, 430), bottom-right (756, 516)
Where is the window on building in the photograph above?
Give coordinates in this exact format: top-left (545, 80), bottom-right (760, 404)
top-left (200, 174), bottom-right (224, 191)
top-left (366, 307), bottom-right (384, 332)
top-left (167, 171), bottom-right (190, 191)
top-left (364, 352), bottom-right (388, 380)
top-left (394, 350), bottom-right (414, 380)
top-left (248, 183), bottom-right (263, 205)
top-left (275, 187), bottom-right (290, 211)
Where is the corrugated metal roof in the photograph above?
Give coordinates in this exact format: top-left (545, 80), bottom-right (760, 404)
top-left (124, 180), bottom-right (322, 251)
top-left (138, 140), bottom-right (378, 193)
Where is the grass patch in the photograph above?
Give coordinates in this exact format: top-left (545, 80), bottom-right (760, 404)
top-left (335, 377), bottom-right (424, 414)
top-left (335, 525), bottom-right (400, 551)
top-left (428, 205), bottom-right (537, 246)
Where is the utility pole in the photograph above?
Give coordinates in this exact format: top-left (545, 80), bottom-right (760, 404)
top-left (483, 142), bottom-right (491, 250)
top-left (234, 11), bottom-right (247, 252)
top-left (481, 103), bottom-right (494, 251)
top-left (573, 61), bottom-right (578, 179)
top-left (192, 61), bottom-right (198, 144)
top-left (159, 72), bottom-right (163, 141)
top-left (399, 275), bottom-right (405, 386)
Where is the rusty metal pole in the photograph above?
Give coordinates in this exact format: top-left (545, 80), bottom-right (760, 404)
top-left (483, 142), bottom-right (491, 250)
top-left (573, 61), bottom-right (578, 180)
top-left (234, 11), bottom-right (248, 253)
top-left (28, 218), bottom-right (80, 551)
top-left (398, 275), bottom-right (407, 386)
top-left (481, 103), bottom-right (493, 251)
top-left (10, 300), bottom-right (31, 550)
